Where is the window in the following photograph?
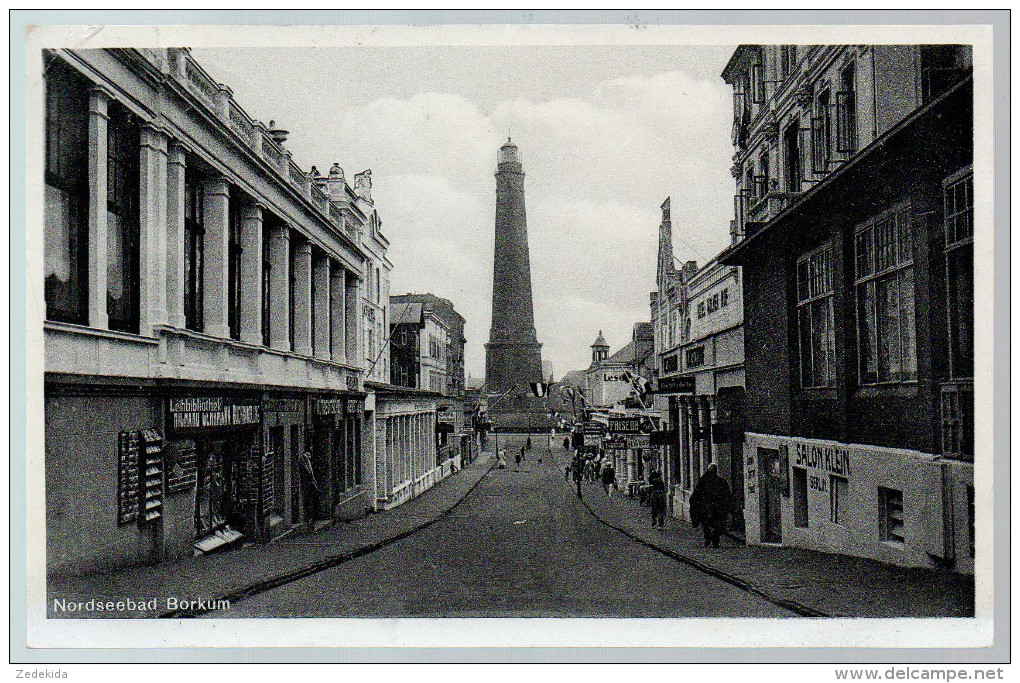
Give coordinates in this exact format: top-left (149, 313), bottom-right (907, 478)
top-left (792, 467), bottom-right (808, 528)
top-left (796, 244), bottom-right (836, 388)
top-left (855, 206), bottom-right (917, 384)
top-left (757, 149), bottom-right (770, 199)
top-left (106, 101), bottom-right (140, 334)
top-left (812, 89), bottom-right (832, 173)
top-left (920, 45), bottom-right (972, 104)
top-left (685, 346), bottom-right (705, 368)
top-left (750, 60), bottom-right (765, 104)
top-left (183, 170), bottom-right (205, 331)
top-left (879, 487), bottom-right (905, 546)
top-left (830, 475), bottom-right (848, 525)
top-left (44, 58), bottom-right (91, 325)
top-left (721, 288), bottom-right (729, 307)
top-left (697, 301), bottom-right (705, 319)
top-left (836, 63), bottom-right (858, 153)
top-left (944, 169), bottom-right (974, 379)
top-left (227, 191), bottom-right (242, 340)
top-left (261, 232), bottom-right (271, 346)
top-left (783, 120), bottom-right (801, 192)
top-left (779, 45), bottom-right (797, 80)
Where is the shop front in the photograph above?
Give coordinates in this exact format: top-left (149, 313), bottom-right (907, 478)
top-left (311, 394), bottom-right (368, 523)
top-left (164, 396), bottom-right (265, 553)
top-left (742, 433), bottom-right (956, 569)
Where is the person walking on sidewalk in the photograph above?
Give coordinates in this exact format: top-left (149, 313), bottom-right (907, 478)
top-left (648, 470), bottom-right (667, 528)
top-left (572, 454), bottom-right (584, 498)
top-left (526, 436), bottom-right (532, 451)
top-left (601, 460), bottom-right (617, 497)
top-left (563, 436), bottom-right (570, 451)
top-left (689, 463), bottom-right (733, 547)
top-left (516, 446), bottom-right (523, 470)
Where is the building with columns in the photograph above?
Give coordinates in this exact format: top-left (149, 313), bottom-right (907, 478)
top-left (41, 48), bottom-right (380, 579)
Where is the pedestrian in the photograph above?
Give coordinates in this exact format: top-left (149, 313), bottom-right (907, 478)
top-left (601, 460), bottom-right (617, 497)
top-left (648, 470), bottom-right (667, 528)
top-left (572, 455), bottom-right (583, 498)
top-left (563, 436), bottom-right (570, 451)
top-left (689, 463), bottom-right (733, 547)
top-left (526, 436), bottom-right (532, 450)
top-left (515, 447), bottom-right (523, 469)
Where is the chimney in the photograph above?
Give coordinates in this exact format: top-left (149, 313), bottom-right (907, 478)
top-left (353, 169), bottom-right (373, 203)
top-left (310, 166), bottom-right (328, 193)
top-left (328, 163), bottom-right (345, 202)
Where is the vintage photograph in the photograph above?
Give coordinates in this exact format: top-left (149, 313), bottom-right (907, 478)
top-left (22, 19), bottom-right (996, 654)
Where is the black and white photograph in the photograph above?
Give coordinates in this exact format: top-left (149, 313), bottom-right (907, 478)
top-left (14, 13), bottom-right (1006, 665)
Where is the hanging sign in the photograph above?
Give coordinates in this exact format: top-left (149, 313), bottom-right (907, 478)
top-left (608, 417), bottom-right (641, 434)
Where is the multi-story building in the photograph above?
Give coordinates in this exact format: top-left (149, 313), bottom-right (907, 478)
top-left (391, 293), bottom-right (473, 463)
top-left (390, 299), bottom-right (449, 393)
top-left (650, 199), bottom-right (746, 528)
top-left (41, 48), bottom-right (376, 579)
top-left (720, 44), bottom-right (974, 572)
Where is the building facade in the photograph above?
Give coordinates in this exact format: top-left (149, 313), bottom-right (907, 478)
top-left (41, 48), bottom-right (379, 579)
top-left (721, 44), bottom-right (974, 572)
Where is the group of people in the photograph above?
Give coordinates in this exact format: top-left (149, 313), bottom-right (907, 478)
top-left (559, 439), bottom-right (734, 548)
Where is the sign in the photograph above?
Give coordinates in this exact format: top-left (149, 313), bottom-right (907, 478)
top-left (603, 373), bottom-right (630, 382)
top-left (139, 429), bottom-right (164, 525)
top-left (437, 410), bottom-right (456, 425)
top-left (582, 422), bottom-right (605, 434)
top-left (624, 434), bottom-right (651, 449)
top-left (608, 417), bottom-right (641, 434)
top-left (655, 375), bottom-right (696, 394)
top-left (792, 440), bottom-right (852, 477)
top-left (171, 399), bottom-right (260, 429)
top-left (117, 431), bottom-right (141, 525)
top-left (264, 398), bottom-right (303, 413)
top-left (316, 398), bottom-right (345, 416)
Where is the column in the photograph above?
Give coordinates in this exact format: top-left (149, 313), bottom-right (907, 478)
top-left (87, 86), bottom-right (111, 330)
top-left (330, 264), bottom-right (347, 364)
top-left (138, 124), bottom-right (169, 336)
top-left (345, 272), bottom-right (361, 367)
top-left (238, 201), bottom-right (263, 344)
top-left (202, 176), bottom-right (230, 338)
top-left (292, 239), bottom-right (313, 356)
top-left (165, 142), bottom-right (187, 329)
top-left (313, 253), bottom-right (331, 360)
top-left (268, 225), bottom-right (290, 351)
top-left (681, 400), bottom-right (692, 489)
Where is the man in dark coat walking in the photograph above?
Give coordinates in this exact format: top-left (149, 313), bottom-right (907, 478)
top-left (689, 463), bottom-right (732, 547)
top-left (648, 470), bottom-right (667, 527)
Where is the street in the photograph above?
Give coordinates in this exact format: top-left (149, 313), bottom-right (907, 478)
top-left (206, 435), bottom-right (797, 618)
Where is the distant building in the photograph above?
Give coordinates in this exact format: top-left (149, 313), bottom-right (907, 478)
top-left (721, 44), bottom-right (974, 572)
top-left (389, 300), bottom-right (449, 392)
top-left (583, 326), bottom-right (654, 409)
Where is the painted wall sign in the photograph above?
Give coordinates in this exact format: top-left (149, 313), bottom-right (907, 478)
top-left (316, 398), bottom-right (346, 416)
top-left (655, 375), bottom-right (696, 394)
top-left (793, 441), bottom-right (852, 477)
top-left (264, 398), bottom-right (303, 413)
top-left (171, 400), bottom-right (260, 429)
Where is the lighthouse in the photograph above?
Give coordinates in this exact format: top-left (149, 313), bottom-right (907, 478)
top-left (485, 139), bottom-right (545, 422)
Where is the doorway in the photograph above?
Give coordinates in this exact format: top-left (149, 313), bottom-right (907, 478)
top-left (758, 446), bottom-right (783, 543)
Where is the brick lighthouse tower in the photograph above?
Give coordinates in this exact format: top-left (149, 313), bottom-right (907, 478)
top-left (485, 139), bottom-right (545, 428)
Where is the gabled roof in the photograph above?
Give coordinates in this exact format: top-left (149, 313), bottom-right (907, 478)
top-left (389, 302), bottom-right (423, 326)
top-left (606, 340), bottom-right (637, 365)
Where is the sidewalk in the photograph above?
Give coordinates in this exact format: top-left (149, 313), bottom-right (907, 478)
top-left (48, 453), bottom-right (495, 618)
top-left (563, 447), bottom-right (975, 618)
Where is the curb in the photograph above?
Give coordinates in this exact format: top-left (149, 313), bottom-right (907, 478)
top-left (554, 451), bottom-right (831, 618)
top-left (160, 457), bottom-right (497, 618)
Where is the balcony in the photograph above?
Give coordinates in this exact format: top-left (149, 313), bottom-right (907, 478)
top-left (940, 380), bottom-right (973, 461)
top-left (734, 189), bottom-right (799, 239)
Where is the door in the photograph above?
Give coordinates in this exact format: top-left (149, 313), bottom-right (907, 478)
top-left (758, 447), bottom-right (783, 543)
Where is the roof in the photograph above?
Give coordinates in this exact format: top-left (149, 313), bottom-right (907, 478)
top-left (389, 302), bottom-right (422, 326)
top-left (633, 322), bottom-right (654, 340)
top-left (560, 370), bottom-right (586, 387)
top-left (591, 330), bottom-right (608, 348)
top-left (606, 340), bottom-right (637, 365)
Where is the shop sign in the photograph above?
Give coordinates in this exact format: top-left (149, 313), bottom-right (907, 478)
top-left (346, 399), bottom-right (364, 414)
top-left (655, 376), bottom-right (696, 394)
top-left (170, 400), bottom-right (260, 429)
top-left (624, 434), bottom-right (651, 449)
top-left (316, 398), bottom-right (346, 416)
top-left (437, 410), bottom-right (456, 425)
top-left (792, 440), bottom-right (852, 477)
top-left (603, 373), bottom-right (629, 382)
top-left (608, 417), bottom-right (641, 434)
top-left (583, 422), bottom-right (605, 434)
top-left (264, 398), bottom-right (303, 413)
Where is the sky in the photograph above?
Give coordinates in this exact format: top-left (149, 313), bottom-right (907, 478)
top-left (192, 45), bottom-right (737, 380)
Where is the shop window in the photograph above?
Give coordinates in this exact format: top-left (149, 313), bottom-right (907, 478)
top-left (792, 467), bottom-right (808, 528)
top-left (944, 168), bottom-right (974, 380)
top-left (796, 243), bottom-right (836, 388)
top-left (106, 101), bottom-right (140, 334)
top-left (290, 425), bottom-right (302, 523)
top-left (685, 346), bottom-right (705, 369)
top-left (879, 487), bottom-right (905, 546)
top-left (830, 475), bottom-right (848, 525)
top-left (183, 170), bottom-right (205, 331)
top-left (44, 56), bottom-right (90, 326)
top-left (227, 191), bottom-right (243, 340)
top-left (855, 206), bottom-right (917, 384)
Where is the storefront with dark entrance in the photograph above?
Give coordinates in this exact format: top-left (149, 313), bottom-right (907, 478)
top-left (311, 394), bottom-right (367, 522)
